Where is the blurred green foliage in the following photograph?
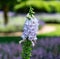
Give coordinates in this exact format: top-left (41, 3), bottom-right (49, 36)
top-left (0, 0), bottom-right (24, 9)
top-left (14, 1), bottom-right (60, 13)
top-left (0, 0), bottom-right (60, 13)
top-left (0, 0), bottom-right (21, 25)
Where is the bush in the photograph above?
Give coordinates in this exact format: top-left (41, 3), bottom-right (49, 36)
top-left (14, 1), bottom-right (60, 13)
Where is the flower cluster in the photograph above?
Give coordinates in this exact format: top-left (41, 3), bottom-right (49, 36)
top-left (19, 14), bottom-right (39, 46)
top-left (19, 7), bottom-right (39, 47)
top-left (21, 16), bottom-right (39, 41)
top-left (0, 42), bottom-right (22, 59)
top-left (31, 37), bottom-right (60, 59)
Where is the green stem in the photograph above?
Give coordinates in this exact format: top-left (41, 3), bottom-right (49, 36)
top-left (21, 39), bottom-right (32, 59)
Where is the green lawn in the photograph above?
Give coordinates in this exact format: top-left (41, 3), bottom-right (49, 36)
top-left (38, 24), bottom-right (60, 37)
top-left (0, 16), bottom-right (25, 32)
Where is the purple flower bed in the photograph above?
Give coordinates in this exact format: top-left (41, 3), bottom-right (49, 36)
top-left (0, 42), bottom-right (22, 59)
top-left (32, 37), bottom-right (60, 59)
top-left (0, 37), bottom-right (60, 59)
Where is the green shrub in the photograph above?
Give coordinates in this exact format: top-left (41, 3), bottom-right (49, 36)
top-left (14, 1), bottom-right (60, 13)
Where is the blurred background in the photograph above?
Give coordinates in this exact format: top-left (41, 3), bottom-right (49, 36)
top-left (0, 0), bottom-right (60, 59)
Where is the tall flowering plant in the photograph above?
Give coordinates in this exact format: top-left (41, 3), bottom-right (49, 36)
top-left (19, 7), bottom-right (39, 59)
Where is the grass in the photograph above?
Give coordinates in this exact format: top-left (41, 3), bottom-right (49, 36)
top-left (0, 36), bottom-right (20, 43)
top-left (0, 15), bottom-right (25, 32)
top-left (38, 24), bottom-right (60, 37)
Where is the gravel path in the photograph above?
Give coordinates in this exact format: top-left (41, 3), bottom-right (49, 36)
top-left (37, 25), bottom-right (56, 34)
